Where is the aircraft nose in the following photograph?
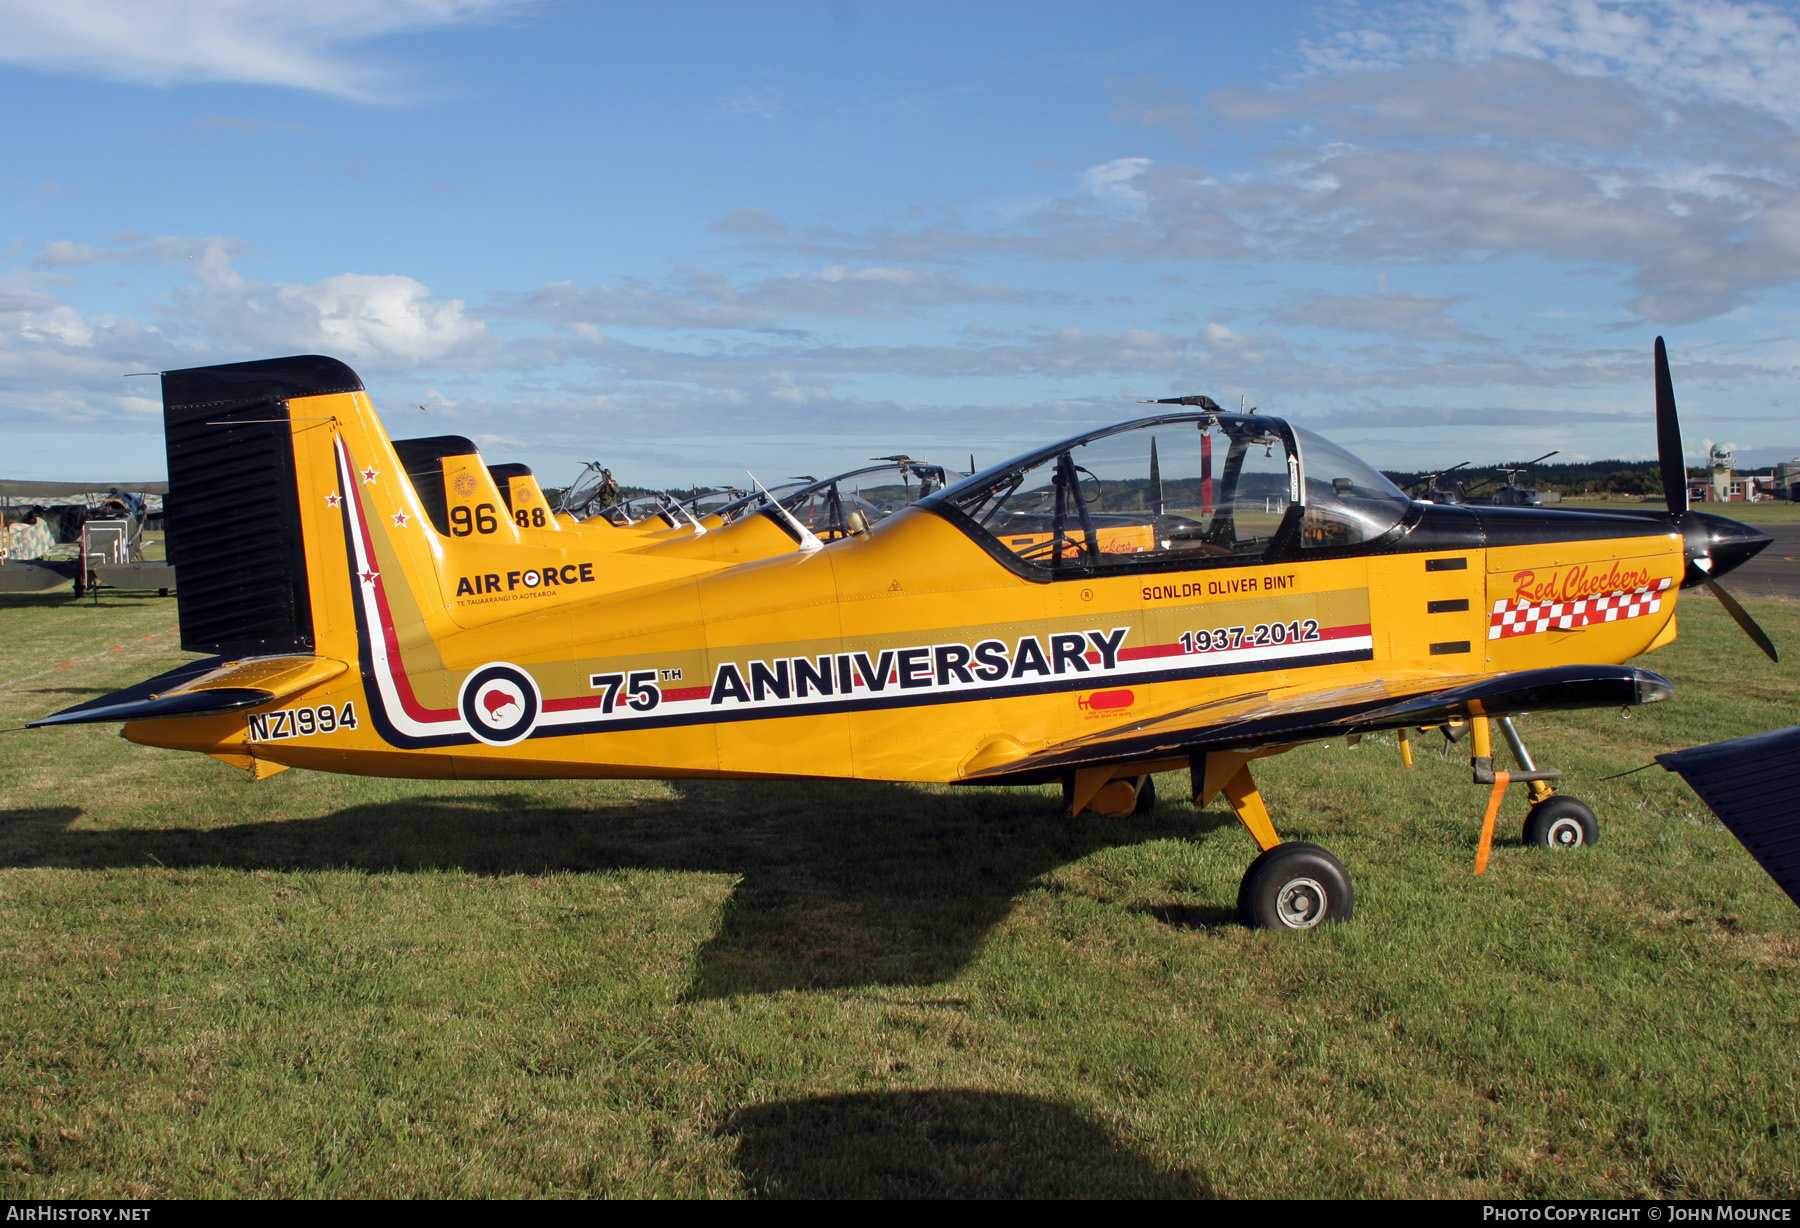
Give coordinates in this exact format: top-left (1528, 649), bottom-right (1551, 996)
top-left (1684, 511), bottom-right (1773, 587)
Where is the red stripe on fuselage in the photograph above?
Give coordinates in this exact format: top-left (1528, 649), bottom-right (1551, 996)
top-left (340, 442), bottom-right (456, 721)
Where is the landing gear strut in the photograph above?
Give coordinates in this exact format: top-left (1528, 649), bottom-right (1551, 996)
top-left (1063, 751), bottom-right (1357, 930)
top-left (1191, 749), bottom-right (1355, 930)
top-left (1470, 715), bottom-right (1600, 868)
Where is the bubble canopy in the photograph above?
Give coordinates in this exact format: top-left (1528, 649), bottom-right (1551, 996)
top-left (917, 412), bottom-right (1411, 576)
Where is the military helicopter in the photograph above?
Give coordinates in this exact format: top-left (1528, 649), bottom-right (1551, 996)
top-left (1407, 462), bottom-right (1472, 505)
top-left (1466, 451), bottom-right (1561, 507)
top-left (32, 340), bottom-right (1778, 930)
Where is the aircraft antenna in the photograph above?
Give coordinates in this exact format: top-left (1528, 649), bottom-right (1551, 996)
top-left (748, 472), bottom-right (822, 553)
top-left (1140, 394), bottom-right (1222, 410)
top-left (675, 499), bottom-right (707, 536)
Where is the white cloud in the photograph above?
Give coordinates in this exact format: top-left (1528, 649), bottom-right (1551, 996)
top-left (1273, 291), bottom-right (1480, 341)
top-left (0, 237), bottom-right (505, 435)
top-left (495, 265), bottom-right (1035, 330)
top-left (1081, 157), bottom-right (1155, 215)
top-left (771, 31), bottom-right (1800, 323)
top-left (1303, 0), bottom-right (1800, 124)
top-left (0, 0), bottom-right (536, 100)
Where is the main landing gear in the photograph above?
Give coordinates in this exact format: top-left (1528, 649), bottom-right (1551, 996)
top-left (1062, 750), bottom-right (1356, 930)
top-left (1238, 842), bottom-right (1355, 930)
top-left (1193, 748), bottom-right (1355, 929)
top-left (1060, 714), bottom-right (1599, 931)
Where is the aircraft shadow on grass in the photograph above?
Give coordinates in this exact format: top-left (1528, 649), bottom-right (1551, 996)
top-left (0, 593), bottom-right (170, 611)
top-left (722, 1089), bottom-right (1211, 1198)
top-left (0, 782), bottom-right (1242, 999)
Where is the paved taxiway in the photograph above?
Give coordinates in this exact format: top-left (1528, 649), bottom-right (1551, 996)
top-left (1720, 521), bottom-right (1800, 600)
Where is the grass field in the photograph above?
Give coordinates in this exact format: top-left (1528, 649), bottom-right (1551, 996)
top-left (1555, 497), bottom-right (1800, 523)
top-left (1, 586), bottom-right (1796, 1198)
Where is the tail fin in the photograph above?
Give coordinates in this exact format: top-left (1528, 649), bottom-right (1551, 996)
top-left (158, 356), bottom-right (466, 664)
top-left (488, 463), bottom-right (563, 536)
top-left (161, 354), bottom-right (357, 660)
top-left (160, 354), bottom-right (726, 644)
top-left (34, 354), bottom-right (733, 738)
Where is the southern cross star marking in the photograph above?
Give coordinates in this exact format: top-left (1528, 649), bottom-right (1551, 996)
top-left (359, 568), bottom-right (380, 585)
top-left (392, 511), bottom-right (409, 527)
top-left (324, 492), bottom-right (341, 508)
top-left (361, 466), bottom-right (379, 484)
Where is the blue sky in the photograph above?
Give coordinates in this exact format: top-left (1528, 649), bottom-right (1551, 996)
top-left (3, 0), bottom-right (1798, 487)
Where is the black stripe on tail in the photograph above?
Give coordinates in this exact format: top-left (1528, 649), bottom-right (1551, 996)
top-left (162, 355), bottom-right (362, 659)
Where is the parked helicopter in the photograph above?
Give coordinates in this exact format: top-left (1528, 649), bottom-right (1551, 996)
top-left (1407, 462), bottom-right (1471, 505)
top-left (32, 339), bottom-right (1778, 929)
top-left (1465, 451), bottom-right (1561, 507)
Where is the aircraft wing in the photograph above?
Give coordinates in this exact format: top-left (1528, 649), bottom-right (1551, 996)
top-left (967, 664), bottom-right (1672, 781)
top-left (1657, 726), bottom-right (1800, 910)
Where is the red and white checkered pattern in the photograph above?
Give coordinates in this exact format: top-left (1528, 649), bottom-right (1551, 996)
top-left (1488, 577), bottom-right (1672, 640)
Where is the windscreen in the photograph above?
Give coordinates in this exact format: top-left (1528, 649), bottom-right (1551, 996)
top-left (750, 463), bottom-right (953, 539)
top-left (931, 416), bottom-right (1301, 573)
top-left (596, 494), bottom-right (676, 527)
top-left (559, 462), bottom-right (619, 520)
top-left (1293, 426), bottom-right (1410, 548)
top-left (684, 488), bottom-right (746, 518)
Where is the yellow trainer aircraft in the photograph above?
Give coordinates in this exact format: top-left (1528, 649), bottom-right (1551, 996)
top-left (33, 341), bottom-right (1777, 929)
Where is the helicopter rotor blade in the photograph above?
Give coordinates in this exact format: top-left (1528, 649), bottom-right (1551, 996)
top-left (1703, 576), bottom-right (1780, 663)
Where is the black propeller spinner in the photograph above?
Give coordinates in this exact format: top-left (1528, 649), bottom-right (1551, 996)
top-left (1655, 336), bottom-right (1779, 662)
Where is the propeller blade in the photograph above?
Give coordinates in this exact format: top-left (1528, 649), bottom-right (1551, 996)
top-left (1655, 336), bottom-right (1690, 519)
top-left (1148, 436), bottom-right (1163, 516)
top-left (1703, 576), bottom-right (1779, 662)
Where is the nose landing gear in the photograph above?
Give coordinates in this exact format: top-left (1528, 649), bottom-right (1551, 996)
top-left (1472, 714), bottom-right (1600, 865)
top-left (1523, 795), bottom-right (1600, 848)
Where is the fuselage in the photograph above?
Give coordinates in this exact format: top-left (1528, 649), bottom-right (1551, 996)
top-left (126, 469), bottom-right (1703, 784)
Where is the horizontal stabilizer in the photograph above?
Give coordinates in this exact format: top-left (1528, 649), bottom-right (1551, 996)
top-left (1657, 726), bottom-right (1800, 910)
top-left (29, 654), bottom-right (346, 727)
top-left (0, 561), bottom-right (79, 593)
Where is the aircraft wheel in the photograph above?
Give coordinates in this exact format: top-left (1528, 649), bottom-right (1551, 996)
top-left (1237, 842), bottom-right (1354, 931)
top-left (1133, 774), bottom-right (1156, 816)
top-left (1523, 796), bottom-right (1599, 849)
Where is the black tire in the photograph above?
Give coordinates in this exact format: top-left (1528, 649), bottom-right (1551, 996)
top-left (1237, 842), bottom-right (1354, 930)
top-left (1523, 796), bottom-right (1599, 849)
top-left (1133, 774), bottom-right (1157, 816)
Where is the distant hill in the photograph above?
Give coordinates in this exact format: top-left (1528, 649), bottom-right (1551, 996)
top-left (0, 479), bottom-right (169, 497)
top-left (1380, 459), bottom-right (1678, 498)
